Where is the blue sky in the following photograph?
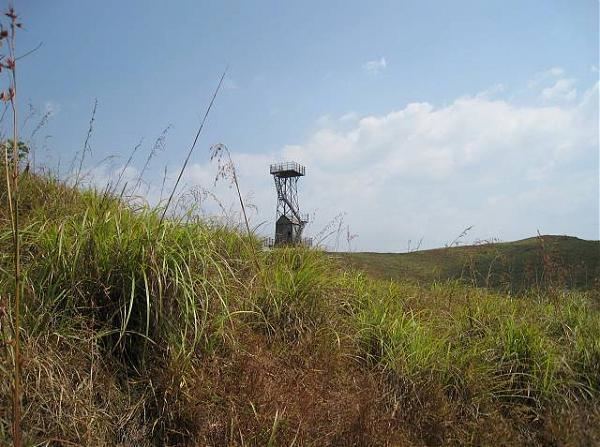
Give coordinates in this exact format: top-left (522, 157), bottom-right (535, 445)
top-left (12, 0), bottom-right (600, 250)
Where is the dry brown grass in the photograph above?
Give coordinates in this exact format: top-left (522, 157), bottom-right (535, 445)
top-left (2, 308), bottom-right (598, 446)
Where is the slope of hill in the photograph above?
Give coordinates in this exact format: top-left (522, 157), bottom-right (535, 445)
top-left (338, 236), bottom-right (600, 293)
top-left (0, 174), bottom-right (598, 446)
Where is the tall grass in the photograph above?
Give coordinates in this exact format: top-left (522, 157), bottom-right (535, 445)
top-left (256, 247), bottom-right (336, 340)
top-left (17, 192), bottom-right (255, 365)
top-left (0, 174), bottom-right (598, 444)
top-left (343, 273), bottom-right (599, 417)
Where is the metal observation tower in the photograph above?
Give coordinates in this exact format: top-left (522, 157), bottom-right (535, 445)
top-left (269, 161), bottom-right (309, 246)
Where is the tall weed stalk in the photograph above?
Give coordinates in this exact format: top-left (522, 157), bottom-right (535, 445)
top-left (160, 68), bottom-right (227, 225)
top-left (1, 5), bottom-right (23, 445)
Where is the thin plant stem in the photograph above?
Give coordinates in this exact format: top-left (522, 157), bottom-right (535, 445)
top-left (133, 124), bottom-right (171, 195)
top-left (159, 68), bottom-right (227, 226)
top-left (72, 98), bottom-right (97, 190)
top-left (209, 143), bottom-right (261, 271)
top-left (4, 4), bottom-right (22, 445)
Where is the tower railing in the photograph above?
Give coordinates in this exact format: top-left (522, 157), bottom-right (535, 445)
top-left (270, 162), bottom-right (305, 176)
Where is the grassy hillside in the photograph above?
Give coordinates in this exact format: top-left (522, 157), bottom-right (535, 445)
top-left (0, 174), bottom-right (599, 446)
top-left (338, 237), bottom-right (600, 293)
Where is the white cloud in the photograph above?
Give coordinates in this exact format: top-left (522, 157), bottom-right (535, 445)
top-left (316, 114), bottom-right (332, 127)
top-left (528, 66), bottom-right (566, 89)
top-left (83, 163), bottom-right (141, 192)
top-left (174, 81), bottom-right (598, 251)
top-left (541, 78), bottom-right (577, 102)
top-left (363, 57), bottom-right (387, 74)
top-left (339, 112), bottom-right (359, 122)
top-left (475, 83), bottom-right (506, 98)
top-left (528, 67), bottom-right (578, 102)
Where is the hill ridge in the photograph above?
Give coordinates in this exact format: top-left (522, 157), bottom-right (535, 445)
top-left (338, 235), bottom-right (599, 292)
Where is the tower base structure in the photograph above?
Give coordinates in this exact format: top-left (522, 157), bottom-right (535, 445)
top-left (269, 161), bottom-right (309, 247)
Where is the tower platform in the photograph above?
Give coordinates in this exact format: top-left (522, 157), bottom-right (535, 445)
top-left (270, 161), bottom-right (305, 178)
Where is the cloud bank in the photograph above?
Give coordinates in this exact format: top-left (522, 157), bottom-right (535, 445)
top-left (94, 69), bottom-right (600, 252)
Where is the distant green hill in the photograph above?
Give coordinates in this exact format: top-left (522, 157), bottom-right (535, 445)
top-left (337, 236), bottom-right (600, 292)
